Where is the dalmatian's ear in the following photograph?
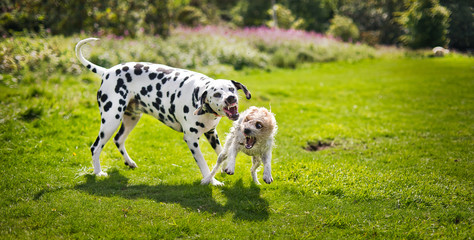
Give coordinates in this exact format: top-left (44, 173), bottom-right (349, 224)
top-left (193, 91), bottom-right (208, 115)
top-left (231, 80), bottom-right (251, 100)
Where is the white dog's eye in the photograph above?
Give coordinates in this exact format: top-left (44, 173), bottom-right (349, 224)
top-left (213, 93), bottom-right (222, 98)
top-left (256, 122), bottom-right (263, 129)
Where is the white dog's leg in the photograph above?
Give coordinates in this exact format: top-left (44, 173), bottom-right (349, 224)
top-left (223, 144), bottom-right (239, 175)
top-left (251, 156), bottom-right (262, 184)
top-left (261, 150), bottom-right (273, 184)
top-left (201, 151), bottom-right (227, 185)
top-left (114, 113), bottom-right (141, 169)
top-left (184, 134), bottom-right (222, 186)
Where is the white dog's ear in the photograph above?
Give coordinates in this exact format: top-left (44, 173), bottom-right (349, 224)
top-left (231, 80), bottom-right (251, 100)
top-left (193, 91), bottom-right (208, 115)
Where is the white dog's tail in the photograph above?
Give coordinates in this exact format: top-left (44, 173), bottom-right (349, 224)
top-left (75, 38), bottom-right (106, 76)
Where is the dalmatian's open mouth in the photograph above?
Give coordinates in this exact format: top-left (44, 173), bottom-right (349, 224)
top-left (245, 135), bottom-right (256, 149)
top-left (223, 103), bottom-right (239, 121)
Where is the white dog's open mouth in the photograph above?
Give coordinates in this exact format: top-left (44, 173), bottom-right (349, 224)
top-left (223, 103), bottom-right (239, 121)
top-left (245, 136), bottom-right (256, 149)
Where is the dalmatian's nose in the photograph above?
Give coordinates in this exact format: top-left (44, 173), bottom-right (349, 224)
top-left (226, 95), bottom-right (237, 105)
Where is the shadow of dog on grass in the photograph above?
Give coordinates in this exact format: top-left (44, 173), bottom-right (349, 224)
top-left (73, 169), bottom-right (269, 222)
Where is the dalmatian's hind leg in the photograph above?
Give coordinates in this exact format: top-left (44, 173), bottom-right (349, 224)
top-left (91, 109), bottom-right (123, 176)
top-left (114, 112), bottom-right (141, 169)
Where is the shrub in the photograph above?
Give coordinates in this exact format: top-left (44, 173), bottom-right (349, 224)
top-left (397, 0), bottom-right (450, 49)
top-left (265, 4), bottom-right (305, 30)
top-left (326, 15), bottom-right (360, 43)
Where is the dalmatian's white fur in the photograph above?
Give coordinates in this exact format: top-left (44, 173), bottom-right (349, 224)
top-left (75, 38), bottom-right (251, 186)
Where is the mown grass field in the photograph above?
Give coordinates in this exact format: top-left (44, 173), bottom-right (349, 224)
top-left (0, 55), bottom-right (473, 239)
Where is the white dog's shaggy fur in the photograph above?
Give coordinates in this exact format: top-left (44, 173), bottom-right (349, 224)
top-left (202, 107), bottom-right (277, 185)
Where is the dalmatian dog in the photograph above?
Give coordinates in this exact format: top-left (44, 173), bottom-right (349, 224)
top-left (75, 38), bottom-right (251, 186)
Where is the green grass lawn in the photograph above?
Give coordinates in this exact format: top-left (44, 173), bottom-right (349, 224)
top-left (1, 56), bottom-right (473, 239)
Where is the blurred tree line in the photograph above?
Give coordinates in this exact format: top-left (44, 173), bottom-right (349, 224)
top-left (1, 0), bottom-right (472, 50)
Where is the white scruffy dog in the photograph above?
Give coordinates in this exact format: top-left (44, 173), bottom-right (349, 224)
top-left (202, 107), bottom-right (277, 185)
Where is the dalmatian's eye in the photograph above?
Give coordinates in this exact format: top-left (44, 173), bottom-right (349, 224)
top-left (213, 93), bottom-right (222, 98)
top-left (229, 88), bottom-right (235, 93)
top-left (256, 122), bottom-right (263, 129)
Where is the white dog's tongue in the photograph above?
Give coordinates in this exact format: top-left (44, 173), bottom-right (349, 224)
top-left (245, 136), bottom-right (256, 149)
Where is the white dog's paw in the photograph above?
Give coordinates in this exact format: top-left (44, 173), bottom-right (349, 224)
top-left (125, 160), bottom-right (137, 169)
top-left (263, 174), bottom-right (273, 184)
top-left (95, 171), bottom-right (108, 177)
top-left (224, 167), bottom-right (234, 175)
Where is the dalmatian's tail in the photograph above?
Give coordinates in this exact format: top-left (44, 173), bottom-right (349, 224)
top-left (75, 38), bottom-right (106, 76)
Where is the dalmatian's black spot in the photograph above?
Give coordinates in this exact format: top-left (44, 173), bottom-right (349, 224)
top-left (161, 77), bottom-right (167, 84)
top-left (160, 106), bottom-right (165, 114)
top-left (92, 68), bottom-right (97, 73)
top-left (147, 85), bottom-right (152, 92)
top-left (102, 118), bottom-right (105, 124)
top-left (157, 73), bottom-right (164, 80)
top-left (158, 113), bottom-right (165, 121)
top-left (106, 74), bottom-right (110, 79)
top-left (193, 142), bottom-right (198, 148)
top-left (193, 87), bottom-right (200, 102)
top-left (104, 101), bottom-right (113, 112)
top-left (167, 115), bottom-right (174, 122)
top-left (156, 83), bottom-right (161, 91)
top-left (189, 127), bottom-right (198, 134)
top-left (122, 66), bottom-right (129, 72)
top-left (87, 64), bottom-right (91, 69)
top-left (115, 114), bottom-right (120, 119)
top-left (115, 78), bottom-right (125, 93)
top-left (157, 91), bottom-right (162, 98)
top-left (169, 104), bottom-right (175, 115)
top-left (100, 93), bottom-right (108, 102)
top-left (166, 91), bottom-right (170, 98)
top-left (195, 121), bottom-right (205, 128)
top-left (125, 73), bottom-right (132, 82)
top-left (144, 66), bottom-right (149, 72)
top-left (100, 131), bottom-right (104, 139)
top-left (152, 99), bottom-right (160, 110)
top-left (170, 93), bottom-right (175, 103)
top-left (140, 101), bottom-right (147, 108)
top-left (120, 150), bottom-right (124, 155)
top-left (177, 91), bottom-right (181, 98)
top-left (119, 99), bottom-right (126, 106)
top-left (191, 149), bottom-right (195, 155)
top-left (140, 87), bottom-right (148, 96)
top-left (114, 124), bottom-right (125, 141)
top-left (134, 68), bottom-right (143, 75)
top-left (116, 69), bottom-right (121, 76)
top-left (183, 105), bottom-right (189, 113)
top-left (118, 107), bottom-right (122, 112)
top-left (149, 73), bottom-right (157, 80)
top-left (173, 77), bottom-right (178, 81)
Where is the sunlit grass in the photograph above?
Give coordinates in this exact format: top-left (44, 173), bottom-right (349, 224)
top-left (0, 55), bottom-right (473, 239)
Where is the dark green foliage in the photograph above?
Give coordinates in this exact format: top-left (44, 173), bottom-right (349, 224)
top-left (440, 0), bottom-right (473, 51)
top-left (397, 0), bottom-right (451, 49)
top-left (326, 15), bottom-right (359, 42)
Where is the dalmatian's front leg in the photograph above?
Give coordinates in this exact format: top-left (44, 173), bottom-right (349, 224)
top-left (184, 133), bottom-right (223, 186)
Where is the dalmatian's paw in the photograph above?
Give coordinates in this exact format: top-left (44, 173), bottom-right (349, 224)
top-left (124, 160), bottom-right (138, 169)
top-left (201, 177), bottom-right (224, 186)
top-left (95, 171), bottom-right (108, 177)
